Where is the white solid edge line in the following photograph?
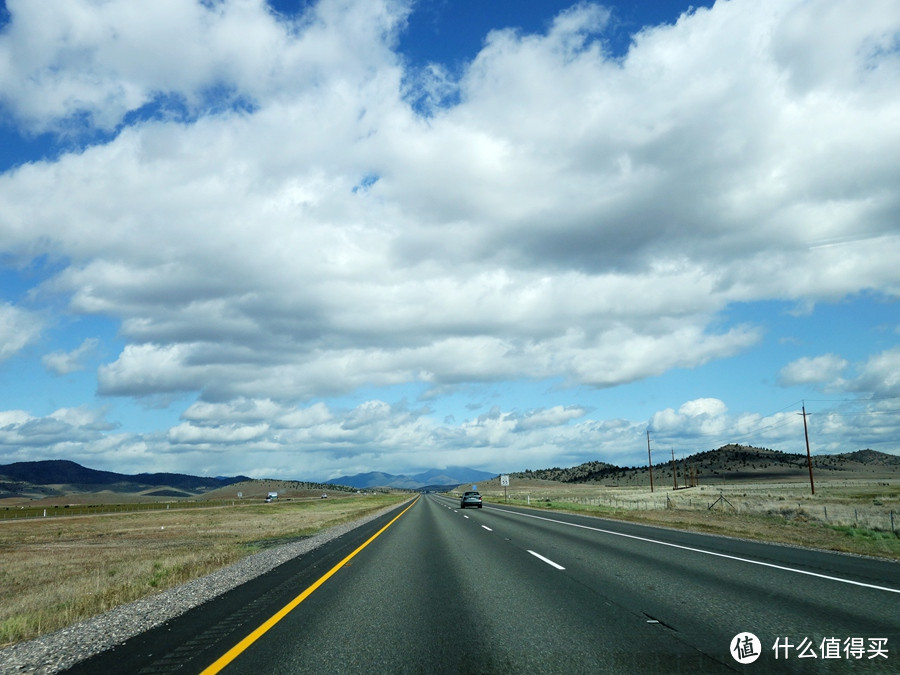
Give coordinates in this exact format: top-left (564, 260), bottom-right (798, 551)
top-left (501, 508), bottom-right (900, 594)
top-left (528, 550), bottom-right (565, 570)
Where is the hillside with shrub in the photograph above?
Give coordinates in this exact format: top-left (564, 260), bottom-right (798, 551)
top-left (513, 445), bottom-right (899, 485)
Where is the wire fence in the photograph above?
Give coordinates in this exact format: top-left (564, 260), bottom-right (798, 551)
top-left (549, 495), bottom-right (898, 533)
top-left (496, 484), bottom-right (899, 535)
top-left (0, 499), bottom-right (249, 521)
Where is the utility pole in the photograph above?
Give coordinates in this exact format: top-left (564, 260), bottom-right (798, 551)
top-left (671, 448), bottom-right (678, 490)
top-left (647, 430), bottom-right (654, 493)
top-left (800, 402), bottom-right (815, 495)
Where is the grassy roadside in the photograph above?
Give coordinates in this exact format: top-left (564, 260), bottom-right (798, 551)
top-left (0, 494), bottom-right (408, 648)
top-left (486, 496), bottom-right (900, 560)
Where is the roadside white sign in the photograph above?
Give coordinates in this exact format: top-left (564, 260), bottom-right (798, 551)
top-left (500, 475), bottom-right (509, 486)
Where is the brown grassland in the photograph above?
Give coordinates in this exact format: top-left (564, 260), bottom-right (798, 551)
top-left (0, 493), bottom-right (407, 648)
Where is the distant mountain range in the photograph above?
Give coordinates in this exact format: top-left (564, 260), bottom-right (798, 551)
top-left (325, 466), bottom-right (497, 490)
top-left (0, 460), bottom-right (250, 499)
top-left (2, 447), bottom-right (896, 499)
top-left (0, 460), bottom-right (496, 497)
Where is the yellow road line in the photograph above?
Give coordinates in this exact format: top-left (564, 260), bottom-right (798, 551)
top-left (200, 496), bottom-right (419, 674)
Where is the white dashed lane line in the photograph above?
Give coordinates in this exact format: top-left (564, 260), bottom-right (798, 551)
top-left (445, 497), bottom-right (565, 572)
top-left (527, 550), bottom-right (566, 570)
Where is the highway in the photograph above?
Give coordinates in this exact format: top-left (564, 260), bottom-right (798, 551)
top-left (66, 494), bottom-right (899, 673)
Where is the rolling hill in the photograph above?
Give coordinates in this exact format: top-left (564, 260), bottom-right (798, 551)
top-left (0, 460), bottom-right (251, 500)
top-left (516, 445), bottom-right (899, 485)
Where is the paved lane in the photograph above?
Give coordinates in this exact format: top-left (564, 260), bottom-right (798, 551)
top-left (447, 496), bottom-right (899, 671)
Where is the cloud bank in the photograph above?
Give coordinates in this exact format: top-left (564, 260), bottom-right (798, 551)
top-left (0, 0), bottom-right (898, 477)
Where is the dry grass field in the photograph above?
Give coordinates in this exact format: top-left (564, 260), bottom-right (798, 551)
top-left (452, 476), bottom-right (900, 559)
top-left (0, 493), bottom-right (406, 648)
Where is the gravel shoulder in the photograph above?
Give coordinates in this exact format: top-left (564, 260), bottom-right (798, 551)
top-left (0, 498), bottom-right (412, 675)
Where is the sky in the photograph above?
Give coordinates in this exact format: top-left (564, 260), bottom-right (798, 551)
top-left (0, 0), bottom-right (898, 481)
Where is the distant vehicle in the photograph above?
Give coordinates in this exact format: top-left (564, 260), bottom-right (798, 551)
top-left (321, 493), bottom-right (328, 499)
top-left (460, 491), bottom-right (482, 509)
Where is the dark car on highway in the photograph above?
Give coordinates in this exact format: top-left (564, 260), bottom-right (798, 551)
top-left (460, 491), bottom-right (482, 509)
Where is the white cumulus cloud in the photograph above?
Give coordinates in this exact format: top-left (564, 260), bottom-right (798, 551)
top-left (43, 338), bottom-right (99, 375)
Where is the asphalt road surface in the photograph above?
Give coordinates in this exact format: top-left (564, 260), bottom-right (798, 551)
top-left (66, 494), bottom-right (899, 674)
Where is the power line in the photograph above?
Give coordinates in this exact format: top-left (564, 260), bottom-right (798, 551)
top-left (648, 395), bottom-right (900, 460)
top-left (803, 395), bottom-right (900, 403)
top-left (818, 409), bottom-right (900, 417)
top-left (654, 401), bottom-right (802, 445)
top-left (647, 396), bottom-right (900, 456)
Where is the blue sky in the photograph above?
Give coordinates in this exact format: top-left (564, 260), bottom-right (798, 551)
top-left (0, 0), bottom-right (898, 480)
